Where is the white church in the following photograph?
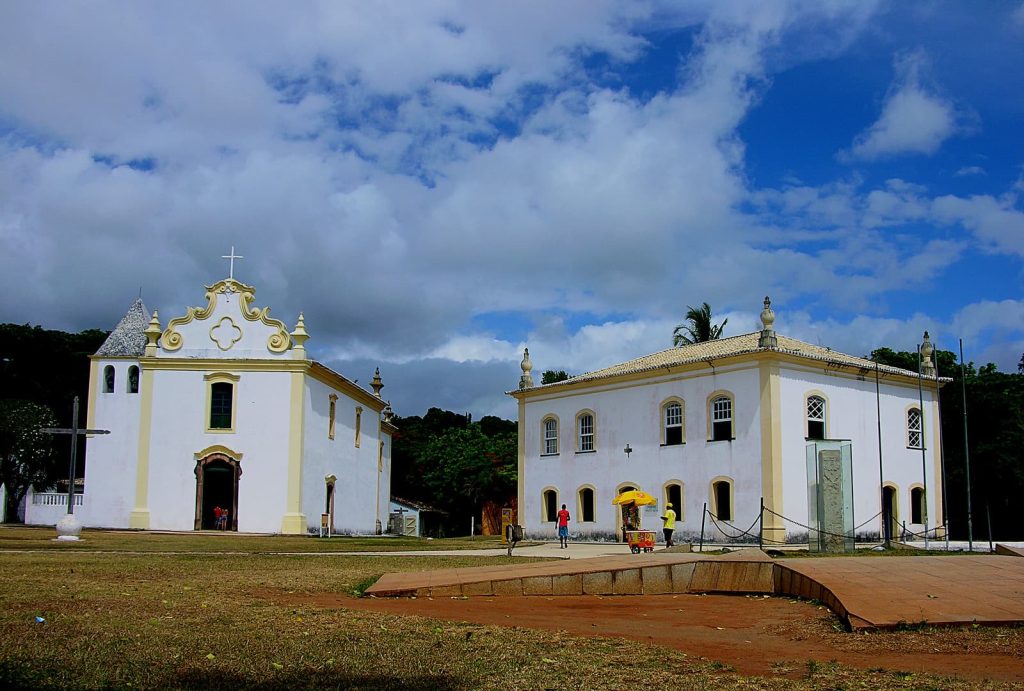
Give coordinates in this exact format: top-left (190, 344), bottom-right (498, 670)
top-left (25, 266), bottom-right (395, 535)
top-left (510, 298), bottom-right (946, 546)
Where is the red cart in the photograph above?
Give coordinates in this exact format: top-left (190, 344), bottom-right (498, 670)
top-left (626, 530), bottom-right (656, 554)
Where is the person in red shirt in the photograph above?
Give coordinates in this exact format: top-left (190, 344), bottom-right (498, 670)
top-left (556, 504), bottom-right (571, 549)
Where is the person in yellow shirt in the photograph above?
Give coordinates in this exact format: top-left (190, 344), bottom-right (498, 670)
top-left (661, 503), bottom-right (676, 548)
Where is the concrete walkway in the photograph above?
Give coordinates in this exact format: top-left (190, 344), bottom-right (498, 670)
top-left (367, 545), bottom-right (1024, 631)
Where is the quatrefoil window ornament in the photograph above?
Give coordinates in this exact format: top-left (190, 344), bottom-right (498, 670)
top-left (210, 317), bottom-right (243, 351)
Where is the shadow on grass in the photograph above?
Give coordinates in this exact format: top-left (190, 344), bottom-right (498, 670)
top-left (1, 661), bottom-right (467, 690)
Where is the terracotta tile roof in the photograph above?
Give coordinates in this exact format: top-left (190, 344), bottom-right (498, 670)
top-left (518, 331), bottom-right (937, 392)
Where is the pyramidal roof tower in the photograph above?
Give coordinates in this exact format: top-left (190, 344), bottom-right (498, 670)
top-left (95, 298), bottom-right (150, 357)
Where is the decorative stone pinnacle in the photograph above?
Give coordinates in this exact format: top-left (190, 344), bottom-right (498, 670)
top-left (371, 367), bottom-right (384, 397)
top-left (290, 312), bottom-right (309, 354)
top-left (921, 330), bottom-right (936, 377)
top-left (758, 296), bottom-right (778, 348)
top-left (519, 347), bottom-right (535, 389)
top-left (382, 401), bottom-right (394, 423)
top-left (144, 311), bottom-right (162, 355)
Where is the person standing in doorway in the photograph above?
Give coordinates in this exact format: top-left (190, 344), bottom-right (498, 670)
top-left (661, 503), bottom-right (676, 548)
top-left (557, 504), bottom-right (571, 548)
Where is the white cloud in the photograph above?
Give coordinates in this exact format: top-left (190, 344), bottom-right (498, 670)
top-left (846, 50), bottom-right (960, 160)
top-left (955, 166), bottom-right (986, 177)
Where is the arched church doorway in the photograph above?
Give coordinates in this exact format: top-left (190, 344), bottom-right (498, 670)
top-left (882, 485), bottom-right (897, 542)
top-left (194, 454), bottom-right (241, 530)
top-left (615, 484), bottom-right (637, 543)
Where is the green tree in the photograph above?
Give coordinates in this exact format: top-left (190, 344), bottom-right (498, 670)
top-left (672, 303), bottom-right (727, 346)
top-left (541, 370), bottom-right (570, 384)
top-left (0, 400), bottom-right (60, 522)
top-left (420, 425), bottom-right (517, 533)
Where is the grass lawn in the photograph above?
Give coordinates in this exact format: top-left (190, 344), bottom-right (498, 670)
top-left (0, 527), bottom-right (1007, 689)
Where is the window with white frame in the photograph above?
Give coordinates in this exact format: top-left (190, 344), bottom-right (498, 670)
top-left (807, 395), bottom-right (825, 440)
top-left (907, 407), bottom-right (923, 448)
top-left (577, 413), bottom-right (594, 452)
top-left (543, 417), bottom-right (559, 455)
top-left (711, 396), bottom-right (732, 441)
top-left (664, 401), bottom-right (684, 445)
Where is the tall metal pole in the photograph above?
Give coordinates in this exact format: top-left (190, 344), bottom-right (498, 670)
top-left (65, 397), bottom-right (80, 515)
top-left (959, 339), bottom-right (973, 551)
top-left (875, 362), bottom-right (889, 548)
top-left (934, 351), bottom-right (949, 551)
top-left (917, 344), bottom-right (929, 549)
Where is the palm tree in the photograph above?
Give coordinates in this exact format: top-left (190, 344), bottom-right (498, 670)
top-left (673, 302), bottom-right (727, 346)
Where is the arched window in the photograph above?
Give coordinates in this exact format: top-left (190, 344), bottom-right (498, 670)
top-left (126, 365), bottom-right (139, 394)
top-left (709, 394), bottom-right (733, 441)
top-left (328, 394), bottom-right (337, 440)
top-left (664, 482), bottom-right (683, 522)
top-left (663, 399), bottom-right (684, 445)
top-left (907, 407), bottom-right (923, 448)
top-left (578, 486), bottom-right (595, 522)
top-left (806, 395), bottom-right (825, 440)
top-left (542, 488), bottom-right (558, 522)
top-left (910, 486), bottom-right (925, 525)
top-left (103, 365), bottom-right (115, 393)
top-left (576, 411), bottom-right (595, 452)
top-left (712, 479), bottom-right (732, 521)
top-left (542, 416), bottom-right (559, 455)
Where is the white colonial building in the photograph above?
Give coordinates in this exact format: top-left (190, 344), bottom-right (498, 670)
top-left (510, 298), bottom-right (946, 546)
top-left (26, 274), bottom-right (395, 534)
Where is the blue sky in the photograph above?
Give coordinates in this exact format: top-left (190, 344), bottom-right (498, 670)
top-left (0, 1), bottom-right (1021, 419)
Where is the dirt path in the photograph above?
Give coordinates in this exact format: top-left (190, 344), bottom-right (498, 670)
top-left (285, 592), bottom-right (1024, 683)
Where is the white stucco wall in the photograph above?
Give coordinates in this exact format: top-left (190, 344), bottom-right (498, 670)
top-left (520, 359), bottom-right (942, 542)
top-left (521, 364), bottom-right (762, 540)
top-left (300, 376), bottom-right (388, 534)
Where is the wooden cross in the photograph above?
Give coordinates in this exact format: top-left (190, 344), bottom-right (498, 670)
top-left (221, 246), bottom-right (243, 279)
top-left (41, 396), bottom-right (110, 515)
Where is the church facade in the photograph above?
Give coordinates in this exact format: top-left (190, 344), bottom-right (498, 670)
top-left (509, 298), bottom-right (946, 546)
top-left (27, 276), bottom-right (395, 534)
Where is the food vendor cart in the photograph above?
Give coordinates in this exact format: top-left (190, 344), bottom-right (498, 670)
top-left (612, 490), bottom-right (658, 554)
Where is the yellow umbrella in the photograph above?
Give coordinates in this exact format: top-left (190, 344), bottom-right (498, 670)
top-left (611, 490), bottom-right (657, 506)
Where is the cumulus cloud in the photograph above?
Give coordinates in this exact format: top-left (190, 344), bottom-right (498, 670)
top-left (845, 50), bottom-right (960, 160)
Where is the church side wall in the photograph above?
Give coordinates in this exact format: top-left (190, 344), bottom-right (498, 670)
top-left (65, 359), bottom-right (141, 529)
top-left (144, 368), bottom-right (293, 532)
top-left (300, 377), bottom-right (383, 534)
top-left (521, 365), bottom-right (762, 542)
top-left (778, 367), bottom-right (940, 539)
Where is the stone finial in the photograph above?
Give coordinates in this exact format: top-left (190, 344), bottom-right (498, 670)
top-left (290, 312), bottom-right (309, 358)
top-left (371, 367), bottom-right (384, 397)
top-left (519, 347), bottom-right (535, 389)
top-left (382, 401), bottom-right (394, 423)
top-left (921, 331), bottom-right (936, 377)
top-left (758, 296), bottom-right (777, 348)
top-left (144, 311), bottom-right (161, 356)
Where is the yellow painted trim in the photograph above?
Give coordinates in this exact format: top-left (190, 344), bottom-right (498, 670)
top-left (908, 483), bottom-right (926, 525)
top-left (517, 398), bottom-right (526, 526)
top-left (803, 389), bottom-right (829, 439)
top-left (328, 394), bottom-right (337, 440)
top-left (193, 444), bottom-right (243, 462)
top-left (208, 316), bottom-right (244, 351)
top-left (142, 357), bottom-right (307, 372)
top-left (575, 409), bottom-right (596, 452)
top-left (540, 413), bottom-right (560, 455)
top-left (661, 479), bottom-right (685, 522)
top-left (659, 396), bottom-right (686, 445)
top-left (129, 366), bottom-right (156, 529)
top-left (575, 484), bottom-right (597, 523)
top-left (709, 476), bottom-right (735, 521)
top-left (354, 406), bottom-right (362, 448)
top-left (161, 278), bottom-right (291, 353)
top-left (540, 486), bottom-right (559, 523)
top-left (86, 360), bottom-right (99, 433)
top-left (706, 390), bottom-right (735, 440)
top-left (930, 394), bottom-right (944, 528)
top-left (759, 364), bottom-right (784, 534)
top-left (308, 361), bottom-right (388, 411)
top-left (280, 370), bottom-right (307, 534)
top-left (204, 372), bottom-right (240, 433)
top-left (882, 482), bottom-right (900, 534)
top-left (509, 349), bottom-right (946, 400)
